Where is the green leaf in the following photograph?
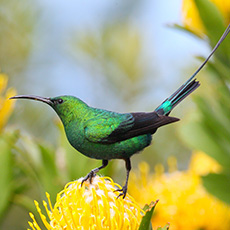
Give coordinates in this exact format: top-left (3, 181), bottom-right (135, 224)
top-left (39, 144), bottom-right (58, 179)
top-left (0, 136), bottom-right (13, 220)
top-left (157, 224), bottom-right (170, 230)
top-left (194, 0), bottom-right (230, 63)
top-left (194, 96), bottom-right (230, 146)
top-left (202, 173), bottom-right (230, 204)
top-left (139, 200), bottom-right (158, 230)
top-left (179, 119), bottom-right (230, 168)
top-left (208, 56), bottom-right (230, 82)
top-left (172, 23), bottom-right (203, 39)
top-left (38, 143), bottom-right (63, 202)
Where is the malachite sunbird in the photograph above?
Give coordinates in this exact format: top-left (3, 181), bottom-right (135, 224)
top-left (11, 24), bottom-right (230, 198)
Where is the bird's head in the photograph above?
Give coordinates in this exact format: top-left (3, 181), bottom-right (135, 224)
top-left (10, 95), bottom-right (88, 125)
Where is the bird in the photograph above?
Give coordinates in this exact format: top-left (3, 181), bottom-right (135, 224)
top-left (10, 24), bottom-right (230, 198)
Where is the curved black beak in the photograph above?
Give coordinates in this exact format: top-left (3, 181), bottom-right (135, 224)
top-left (9, 95), bottom-right (53, 106)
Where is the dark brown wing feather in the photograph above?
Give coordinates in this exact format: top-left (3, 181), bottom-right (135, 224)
top-left (100, 112), bottom-right (179, 144)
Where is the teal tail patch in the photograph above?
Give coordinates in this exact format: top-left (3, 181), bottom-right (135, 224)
top-left (155, 79), bottom-right (200, 116)
top-left (154, 24), bottom-right (230, 116)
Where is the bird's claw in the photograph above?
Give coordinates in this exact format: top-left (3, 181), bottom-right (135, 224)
top-left (114, 186), bottom-right (127, 199)
top-left (81, 170), bottom-right (96, 186)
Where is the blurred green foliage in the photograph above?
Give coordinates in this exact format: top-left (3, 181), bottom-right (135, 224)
top-left (72, 23), bottom-right (147, 102)
top-left (0, 0), bottom-right (36, 76)
top-left (179, 0), bottom-right (230, 204)
top-left (0, 133), bottom-right (15, 220)
top-left (0, 1), bottom-right (36, 228)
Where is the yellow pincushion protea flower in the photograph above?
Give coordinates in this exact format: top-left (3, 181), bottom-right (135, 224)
top-left (28, 176), bottom-right (145, 230)
top-left (129, 152), bottom-right (230, 230)
top-left (0, 73), bottom-right (16, 130)
top-left (182, 0), bottom-right (230, 36)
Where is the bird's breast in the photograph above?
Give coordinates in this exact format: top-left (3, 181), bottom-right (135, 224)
top-left (65, 123), bottom-right (152, 160)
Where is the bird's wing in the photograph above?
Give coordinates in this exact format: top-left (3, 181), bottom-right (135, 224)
top-left (84, 113), bottom-right (134, 143)
top-left (84, 112), bottom-right (179, 144)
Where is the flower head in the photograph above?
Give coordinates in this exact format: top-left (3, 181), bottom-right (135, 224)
top-left (0, 73), bottom-right (16, 131)
top-left (129, 152), bottom-right (230, 230)
top-left (28, 176), bottom-right (145, 230)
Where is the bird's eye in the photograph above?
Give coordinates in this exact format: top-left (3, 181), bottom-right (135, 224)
top-left (57, 99), bottom-right (63, 104)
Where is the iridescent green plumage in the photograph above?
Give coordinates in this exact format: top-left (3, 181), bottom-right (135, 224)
top-left (49, 95), bottom-right (177, 160)
top-left (10, 24), bottom-right (230, 198)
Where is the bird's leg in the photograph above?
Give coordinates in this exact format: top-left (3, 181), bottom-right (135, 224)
top-left (81, 159), bottom-right (108, 186)
top-left (115, 158), bottom-right (131, 199)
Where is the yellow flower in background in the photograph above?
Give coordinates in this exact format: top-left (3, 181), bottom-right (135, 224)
top-left (28, 176), bottom-right (145, 230)
top-left (182, 0), bottom-right (230, 36)
top-left (128, 152), bottom-right (230, 230)
top-left (0, 73), bottom-right (16, 131)
top-left (189, 151), bottom-right (222, 175)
